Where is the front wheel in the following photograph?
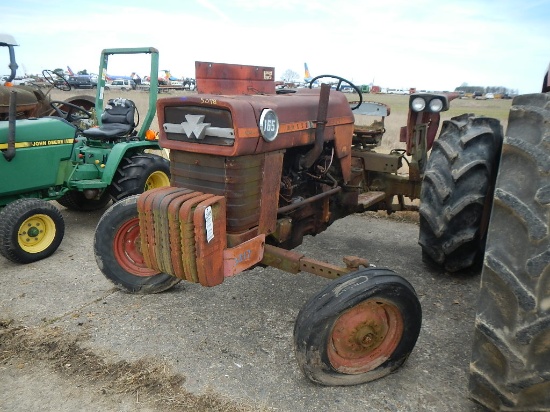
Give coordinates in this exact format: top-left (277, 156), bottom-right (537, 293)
top-left (0, 199), bottom-right (65, 263)
top-left (294, 268), bottom-right (422, 386)
top-left (109, 153), bottom-right (170, 202)
top-left (419, 114), bottom-right (503, 272)
top-left (94, 195), bottom-right (180, 293)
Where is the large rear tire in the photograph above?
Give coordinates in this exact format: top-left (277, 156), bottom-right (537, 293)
top-left (109, 153), bottom-right (170, 201)
top-left (0, 199), bottom-right (65, 263)
top-left (469, 93), bottom-right (550, 410)
top-left (419, 114), bottom-right (503, 272)
top-left (293, 268), bottom-right (421, 386)
top-left (94, 195), bottom-right (180, 294)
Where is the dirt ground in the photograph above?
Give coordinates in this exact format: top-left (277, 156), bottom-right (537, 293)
top-left (1, 205), bottom-right (487, 412)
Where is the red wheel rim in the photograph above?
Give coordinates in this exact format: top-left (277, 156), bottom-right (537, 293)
top-left (113, 217), bottom-right (158, 277)
top-left (328, 299), bottom-right (404, 374)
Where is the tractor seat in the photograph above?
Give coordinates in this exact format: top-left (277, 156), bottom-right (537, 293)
top-left (82, 98), bottom-right (136, 140)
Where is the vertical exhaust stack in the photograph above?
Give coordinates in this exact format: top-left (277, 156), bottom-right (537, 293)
top-left (3, 89), bottom-right (17, 161)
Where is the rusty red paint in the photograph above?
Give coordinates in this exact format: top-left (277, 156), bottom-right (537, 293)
top-left (193, 196), bottom-right (227, 287)
top-left (258, 151), bottom-right (283, 235)
top-left (195, 61), bottom-right (276, 95)
top-left (113, 216), bottom-right (158, 277)
top-left (156, 188), bottom-right (194, 275)
top-left (157, 91), bottom-right (354, 158)
top-left (178, 193), bottom-right (214, 283)
top-left (327, 299), bottom-right (404, 374)
top-left (167, 191), bottom-right (204, 279)
top-left (223, 234), bottom-right (265, 277)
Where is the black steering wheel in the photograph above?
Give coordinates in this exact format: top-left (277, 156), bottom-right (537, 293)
top-left (308, 75), bottom-right (363, 110)
top-left (42, 69), bottom-right (71, 92)
top-left (50, 101), bottom-right (92, 124)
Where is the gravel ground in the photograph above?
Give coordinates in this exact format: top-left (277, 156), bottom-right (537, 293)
top-left (0, 203), bottom-right (486, 412)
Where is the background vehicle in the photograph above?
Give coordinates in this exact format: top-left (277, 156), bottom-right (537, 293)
top-left (0, 34), bottom-right (95, 121)
top-left (67, 74), bottom-right (97, 89)
top-left (0, 44), bottom-right (170, 264)
top-left (1, 75), bottom-right (35, 86)
top-left (105, 78), bottom-right (136, 91)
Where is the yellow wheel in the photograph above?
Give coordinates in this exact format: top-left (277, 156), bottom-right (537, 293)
top-left (0, 199), bottom-right (65, 263)
top-left (17, 213), bottom-right (57, 254)
top-left (110, 153), bottom-right (171, 201)
top-left (145, 170), bottom-right (170, 191)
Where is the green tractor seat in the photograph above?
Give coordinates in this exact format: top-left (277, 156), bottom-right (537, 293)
top-left (82, 98), bottom-right (136, 140)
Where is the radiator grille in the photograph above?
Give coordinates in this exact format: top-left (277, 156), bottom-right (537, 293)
top-left (170, 151), bottom-right (263, 233)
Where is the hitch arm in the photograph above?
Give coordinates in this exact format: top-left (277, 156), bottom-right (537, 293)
top-left (261, 244), bottom-right (369, 280)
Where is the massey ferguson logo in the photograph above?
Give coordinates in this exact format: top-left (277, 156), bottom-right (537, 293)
top-left (180, 114), bottom-right (211, 139)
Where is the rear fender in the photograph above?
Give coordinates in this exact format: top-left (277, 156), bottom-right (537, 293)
top-left (101, 140), bottom-right (163, 184)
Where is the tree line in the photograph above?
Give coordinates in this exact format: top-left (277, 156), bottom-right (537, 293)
top-left (454, 83), bottom-right (518, 95)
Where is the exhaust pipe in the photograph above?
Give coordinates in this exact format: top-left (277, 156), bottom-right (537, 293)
top-left (3, 89), bottom-right (17, 161)
top-left (299, 83), bottom-right (330, 169)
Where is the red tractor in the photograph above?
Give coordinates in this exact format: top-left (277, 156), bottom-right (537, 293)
top-left (94, 61), bottom-right (548, 409)
top-left (0, 34), bottom-right (95, 123)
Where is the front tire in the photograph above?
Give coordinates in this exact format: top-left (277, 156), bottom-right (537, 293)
top-left (469, 93), bottom-right (550, 411)
top-left (94, 195), bottom-right (180, 293)
top-left (0, 199), bottom-right (65, 263)
top-left (294, 268), bottom-right (422, 386)
top-left (109, 153), bottom-right (170, 202)
top-left (419, 114), bottom-right (503, 272)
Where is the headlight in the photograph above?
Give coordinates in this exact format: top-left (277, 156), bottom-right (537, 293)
top-left (411, 97), bottom-right (426, 112)
top-left (409, 93), bottom-right (450, 113)
top-left (429, 98), bottom-right (444, 112)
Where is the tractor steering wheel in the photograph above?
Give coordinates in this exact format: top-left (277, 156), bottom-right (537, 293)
top-left (50, 101), bottom-right (92, 124)
top-left (308, 75), bottom-right (363, 110)
top-left (42, 69), bottom-right (71, 92)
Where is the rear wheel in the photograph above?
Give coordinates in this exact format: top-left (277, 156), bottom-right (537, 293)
top-left (109, 153), bottom-right (170, 201)
top-left (469, 93), bottom-right (550, 411)
top-left (419, 114), bottom-right (503, 272)
top-left (293, 268), bottom-right (421, 386)
top-left (94, 195), bottom-right (180, 293)
top-left (56, 190), bottom-right (112, 211)
top-left (0, 199), bottom-right (65, 263)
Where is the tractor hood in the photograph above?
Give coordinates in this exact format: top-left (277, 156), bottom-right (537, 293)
top-left (157, 89), bottom-right (355, 157)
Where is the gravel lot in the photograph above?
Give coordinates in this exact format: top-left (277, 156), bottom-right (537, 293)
top-left (1, 204), bottom-right (485, 412)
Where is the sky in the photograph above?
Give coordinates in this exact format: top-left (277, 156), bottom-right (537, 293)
top-left (2, 0), bottom-right (549, 93)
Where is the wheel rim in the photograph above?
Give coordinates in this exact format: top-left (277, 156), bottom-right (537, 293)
top-left (145, 171), bottom-right (170, 191)
top-left (17, 214), bottom-right (56, 253)
top-left (328, 299), bottom-right (404, 374)
top-left (113, 217), bottom-right (158, 277)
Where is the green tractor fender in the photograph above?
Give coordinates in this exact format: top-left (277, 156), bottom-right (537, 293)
top-left (101, 140), bottom-right (163, 184)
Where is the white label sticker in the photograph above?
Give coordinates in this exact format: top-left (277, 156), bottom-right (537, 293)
top-left (205, 206), bottom-right (214, 242)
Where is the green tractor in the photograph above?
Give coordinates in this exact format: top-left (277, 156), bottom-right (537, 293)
top-left (0, 41), bottom-right (170, 264)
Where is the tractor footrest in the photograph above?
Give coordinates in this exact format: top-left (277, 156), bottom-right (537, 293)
top-left (358, 191), bottom-right (386, 208)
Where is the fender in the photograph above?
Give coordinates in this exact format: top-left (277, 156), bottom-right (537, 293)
top-left (101, 140), bottom-right (163, 184)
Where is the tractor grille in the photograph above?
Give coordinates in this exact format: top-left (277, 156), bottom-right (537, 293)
top-left (163, 105), bottom-right (235, 146)
top-left (170, 151), bottom-right (263, 233)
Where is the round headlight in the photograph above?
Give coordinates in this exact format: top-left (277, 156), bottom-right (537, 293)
top-left (411, 97), bottom-right (426, 112)
top-left (429, 98), bottom-right (444, 112)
